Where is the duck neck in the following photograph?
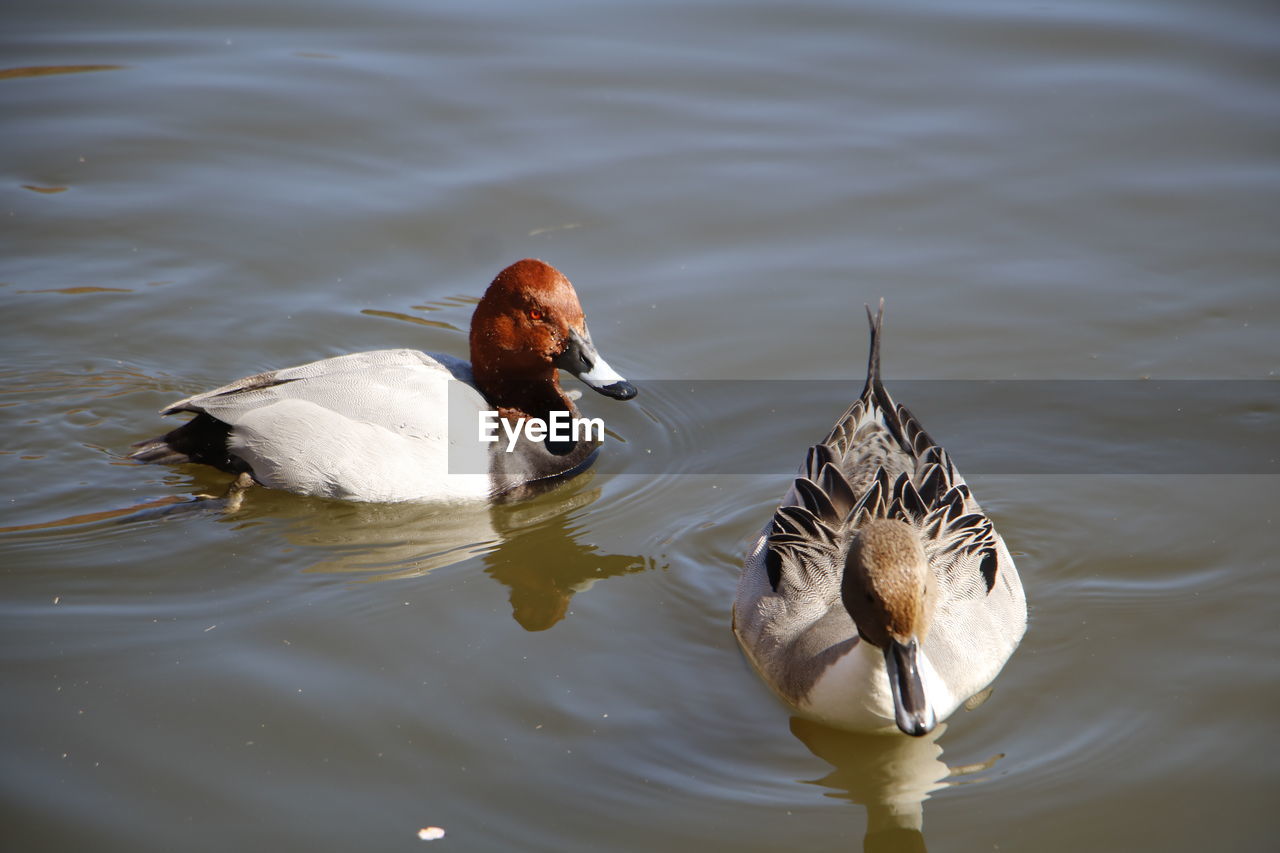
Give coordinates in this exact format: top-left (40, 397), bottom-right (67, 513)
top-left (479, 370), bottom-right (602, 501)
top-left (476, 371), bottom-right (579, 424)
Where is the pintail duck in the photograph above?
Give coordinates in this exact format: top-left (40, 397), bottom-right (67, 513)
top-left (131, 259), bottom-right (637, 503)
top-left (733, 302), bottom-right (1026, 735)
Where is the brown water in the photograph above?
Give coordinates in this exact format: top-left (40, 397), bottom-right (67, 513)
top-left (3, 1), bottom-right (1278, 850)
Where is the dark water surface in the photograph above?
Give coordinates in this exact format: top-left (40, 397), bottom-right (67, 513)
top-left (3, 1), bottom-right (1277, 850)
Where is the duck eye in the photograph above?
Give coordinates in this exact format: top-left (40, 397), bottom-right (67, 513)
top-left (528, 308), bottom-right (544, 321)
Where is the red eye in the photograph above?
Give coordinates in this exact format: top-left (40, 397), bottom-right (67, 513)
top-left (529, 308), bottom-right (543, 321)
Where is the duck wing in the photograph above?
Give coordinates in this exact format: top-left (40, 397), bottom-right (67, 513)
top-left (159, 349), bottom-right (474, 428)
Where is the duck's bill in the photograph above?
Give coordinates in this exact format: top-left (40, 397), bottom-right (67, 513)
top-left (883, 638), bottom-right (938, 737)
top-left (556, 326), bottom-right (638, 400)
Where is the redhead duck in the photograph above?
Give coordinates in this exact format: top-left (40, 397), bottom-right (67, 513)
top-left (130, 259), bottom-right (637, 503)
top-left (733, 302), bottom-right (1026, 735)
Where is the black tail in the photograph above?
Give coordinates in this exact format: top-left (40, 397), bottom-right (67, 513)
top-left (129, 436), bottom-right (191, 466)
top-left (129, 413), bottom-right (249, 473)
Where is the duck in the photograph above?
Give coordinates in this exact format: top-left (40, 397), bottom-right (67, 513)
top-left (733, 301), bottom-right (1026, 736)
top-left (130, 259), bottom-right (637, 503)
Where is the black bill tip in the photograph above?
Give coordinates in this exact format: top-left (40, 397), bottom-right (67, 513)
top-left (595, 379), bottom-right (638, 400)
top-left (884, 638), bottom-right (938, 737)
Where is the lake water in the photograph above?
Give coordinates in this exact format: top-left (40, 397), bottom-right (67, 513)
top-left (2, 0), bottom-right (1277, 850)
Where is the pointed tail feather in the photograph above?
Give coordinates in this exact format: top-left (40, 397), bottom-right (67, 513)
top-left (862, 298), bottom-right (894, 413)
top-left (863, 297), bottom-right (885, 396)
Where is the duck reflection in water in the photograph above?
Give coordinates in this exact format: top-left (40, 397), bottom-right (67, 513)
top-left (790, 715), bottom-right (1003, 853)
top-left (480, 485), bottom-right (650, 631)
top-left (218, 470), bottom-right (650, 631)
